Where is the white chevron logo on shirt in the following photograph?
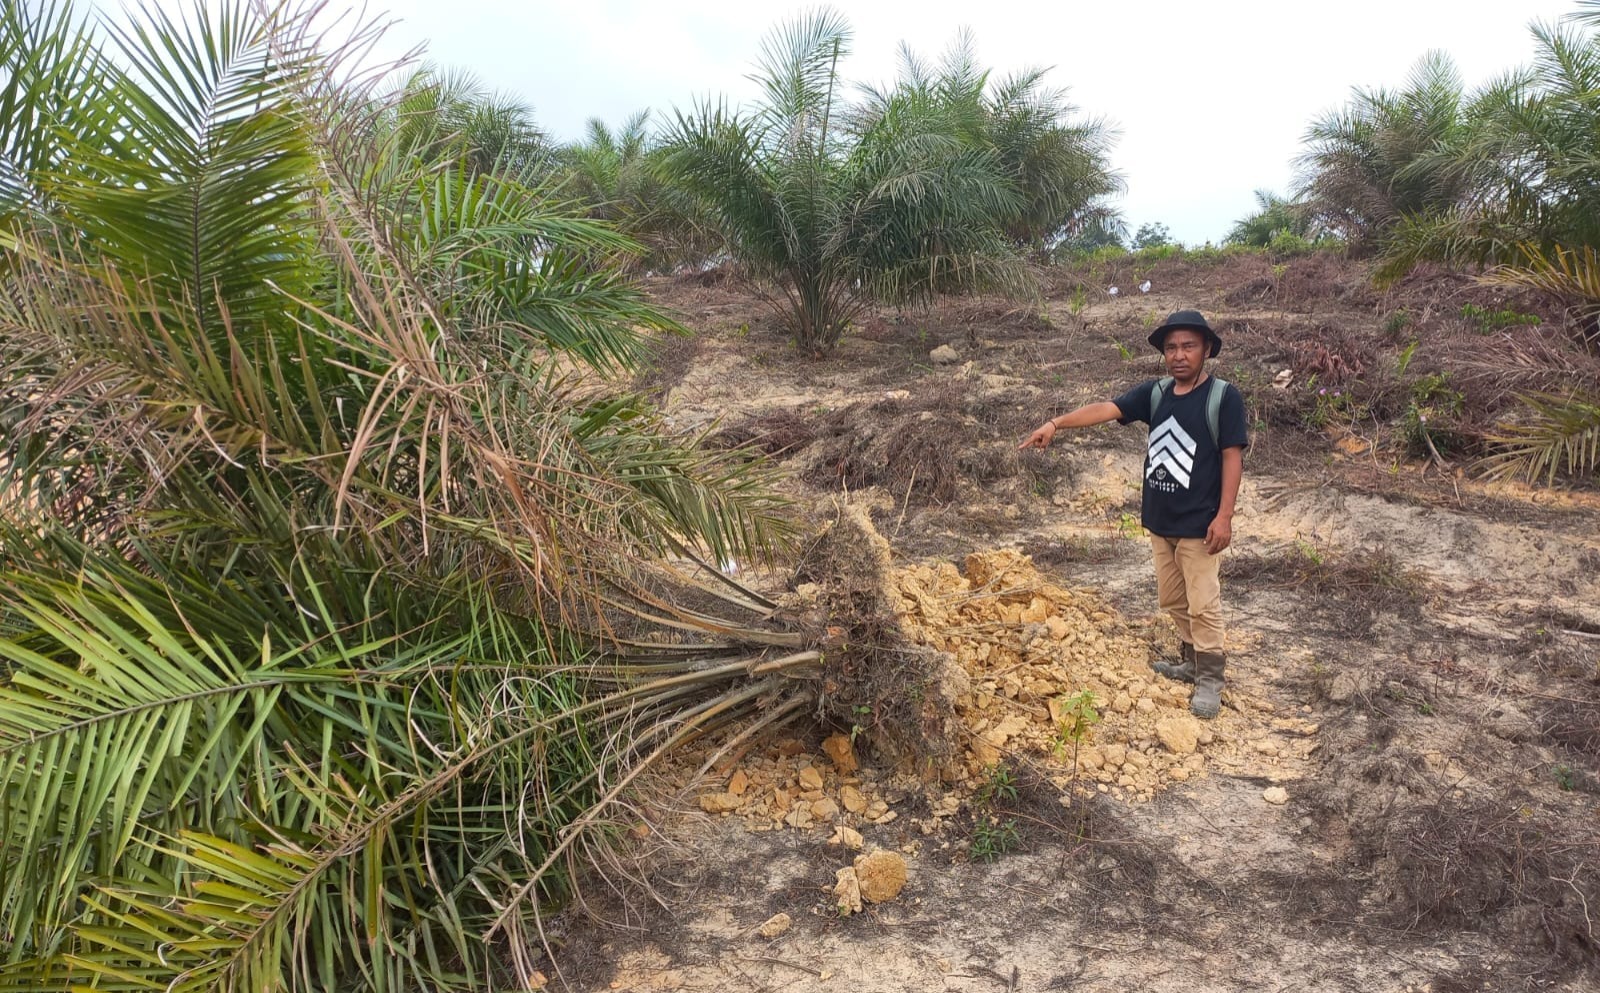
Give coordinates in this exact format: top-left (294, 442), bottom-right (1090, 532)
top-left (1146, 417), bottom-right (1195, 489)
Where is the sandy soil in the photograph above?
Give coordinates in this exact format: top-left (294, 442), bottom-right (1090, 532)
top-left (549, 255), bottom-right (1600, 993)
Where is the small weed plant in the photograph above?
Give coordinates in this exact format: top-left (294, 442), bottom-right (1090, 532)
top-left (849, 704), bottom-right (872, 742)
top-left (1460, 302), bottom-right (1541, 334)
top-left (1066, 285), bottom-right (1088, 318)
top-left (1303, 378), bottom-right (1366, 429)
top-left (976, 763), bottom-right (1019, 807)
top-left (970, 817), bottom-right (1021, 862)
top-left (1396, 339), bottom-right (1419, 375)
top-left (1052, 689), bottom-right (1102, 793)
top-left (970, 763), bottom-right (1022, 862)
top-left (1402, 372), bottom-right (1466, 457)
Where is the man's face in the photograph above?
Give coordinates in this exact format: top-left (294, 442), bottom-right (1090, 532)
top-left (1162, 329), bottom-right (1207, 380)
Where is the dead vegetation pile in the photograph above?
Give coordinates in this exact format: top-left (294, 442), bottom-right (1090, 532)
top-left (802, 388), bottom-right (1051, 505)
top-left (711, 381), bottom-right (1062, 507)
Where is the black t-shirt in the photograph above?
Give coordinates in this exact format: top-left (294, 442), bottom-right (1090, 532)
top-left (1112, 376), bottom-right (1249, 538)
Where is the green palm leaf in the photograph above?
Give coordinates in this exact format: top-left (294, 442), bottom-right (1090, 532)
top-left (48, 0), bottom-right (319, 333)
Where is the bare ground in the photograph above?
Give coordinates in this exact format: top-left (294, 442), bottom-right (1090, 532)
top-left (553, 254), bottom-right (1600, 992)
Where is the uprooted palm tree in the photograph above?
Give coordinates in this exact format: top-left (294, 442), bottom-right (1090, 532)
top-left (0, 2), bottom-right (938, 989)
top-left (659, 9), bottom-right (1033, 354)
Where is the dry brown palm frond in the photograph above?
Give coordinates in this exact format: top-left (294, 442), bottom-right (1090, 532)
top-left (1480, 389), bottom-right (1600, 485)
top-left (1482, 243), bottom-right (1600, 349)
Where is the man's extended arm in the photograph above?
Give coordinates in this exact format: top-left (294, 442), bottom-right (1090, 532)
top-left (1206, 445), bottom-right (1244, 554)
top-left (1019, 401), bottom-right (1123, 449)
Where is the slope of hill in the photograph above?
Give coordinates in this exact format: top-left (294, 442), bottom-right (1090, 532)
top-left (555, 252), bottom-right (1599, 993)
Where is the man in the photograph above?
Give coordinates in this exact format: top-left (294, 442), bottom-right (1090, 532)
top-left (1020, 309), bottom-right (1248, 719)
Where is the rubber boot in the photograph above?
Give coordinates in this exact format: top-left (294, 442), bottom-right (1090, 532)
top-left (1190, 651), bottom-right (1226, 719)
top-left (1153, 641), bottom-right (1196, 684)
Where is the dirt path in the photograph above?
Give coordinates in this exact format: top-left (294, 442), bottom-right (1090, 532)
top-left (555, 261), bottom-right (1599, 993)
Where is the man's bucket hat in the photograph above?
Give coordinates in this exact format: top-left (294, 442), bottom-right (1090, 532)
top-left (1148, 309), bottom-right (1222, 358)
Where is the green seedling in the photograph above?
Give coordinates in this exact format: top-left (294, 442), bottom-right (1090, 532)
top-left (1396, 339), bottom-right (1419, 375)
top-left (1052, 690), bottom-right (1102, 793)
top-left (849, 704), bottom-right (872, 742)
top-left (976, 763), bottom-right (1018, 807)
top-left (970, 817), bottom-right (1020, 862)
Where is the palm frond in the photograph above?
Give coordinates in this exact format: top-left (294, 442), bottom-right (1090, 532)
top-left (0, 0), bottom-right (104, 217)
top-left (1480, 390), bottom-right (1600, 484)
top-left (47, 0), bottom-right (319, 333)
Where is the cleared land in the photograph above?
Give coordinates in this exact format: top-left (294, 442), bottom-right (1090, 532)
top-left (555, 252), bottom-right (1599, 993)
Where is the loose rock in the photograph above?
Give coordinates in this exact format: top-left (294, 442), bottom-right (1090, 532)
top-left (930, 344), bottom-right (960, 365)
top-left (854, 850), bottom-right (908, 903)
top-left (1263, 786), bottom-right (1289, 805)
top-left (833, 867), bottom-right (863, 915)
top-left (758, 912), bottom-right (792, 938)
top-left (1155, 715), bottom-right (1200, 756)
top-left (699, 792), bottom-right (741, 814)
top-left (829, 825), bottom-right (864, 850)
top-left (822, 733), bottom-right (859, 773)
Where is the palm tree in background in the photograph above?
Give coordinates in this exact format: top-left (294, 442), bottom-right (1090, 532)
top-left (1296, 50), bottom-right (1473, 252)
top-left (659, 9), bottom-right (1033, 354)
top-left (1297, 19), bottom-right (1600, 484)
top-left (1224, 190), bottom-right (1321, 247)
top-left (854, 29), bottom-right (1124, 251)
top-left (557, 110), bottom-right (723, 270)
top-left (378, 64), bottom-right (552, 176)
top-left (0, 3), bottom-right (809, 990)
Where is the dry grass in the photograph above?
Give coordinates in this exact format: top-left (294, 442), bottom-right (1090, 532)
top-left (1021, 534), bottom-right (1120, 568)
top-left (710, 408), bottom-right (818, 457)
top-left (1225, 542), bottom-right (1427, 636)
top-left (800, 384), bottom-right (1062, 506)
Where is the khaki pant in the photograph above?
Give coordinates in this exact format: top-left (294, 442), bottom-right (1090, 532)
top-left (1150, 536), bottom-right (1225, 654)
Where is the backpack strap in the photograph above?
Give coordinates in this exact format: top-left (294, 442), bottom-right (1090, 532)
top-left (1150, 375), bottom-right (1228, 447)
top-left (1205, 376), bottom-right (1229, 448)
top-left (1149, 377), bottom-right (1174, 419)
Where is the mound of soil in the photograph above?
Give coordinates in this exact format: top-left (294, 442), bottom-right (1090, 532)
top-left (890, 549), bottom-right (1318, 802)
top-left (692, 546), bottom-right (1320, 844)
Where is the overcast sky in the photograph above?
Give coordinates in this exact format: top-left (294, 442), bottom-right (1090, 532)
top-left (131, 0), bottom-right (1588, 244)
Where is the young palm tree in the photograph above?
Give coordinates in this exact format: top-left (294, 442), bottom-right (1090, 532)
top-left (1224, 189), bottom-right (1321, 247)
top-left (1372, 20), bottom-right (1600, 482)
top-left (659, 10), bottom-right (1032, 354)
top-left (854, 29), bottom-right (1124, 251)
top-left (1378, 21), bottom-right (1600, 276)
top-left (1296, 50), bottom-right (1473, 252)
top-left (0, 4), bottom-right (815, 991)
top-left (377, 64), bottom-right (552, 177)
top-left (557, 110), bottom-right (722, 271)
